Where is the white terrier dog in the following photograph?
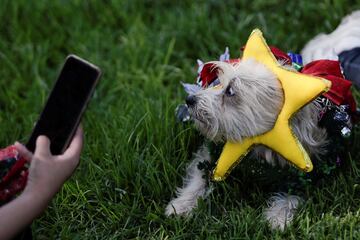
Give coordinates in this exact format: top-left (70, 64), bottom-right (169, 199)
top-left (166, 11), bottom-right (360, 231)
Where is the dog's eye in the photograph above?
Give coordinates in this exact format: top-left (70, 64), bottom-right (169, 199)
top-left (225, 85), bottom-right (235, 96)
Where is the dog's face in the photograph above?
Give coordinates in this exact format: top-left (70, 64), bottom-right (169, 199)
top-left (186, 59), bottom-right (284, 142)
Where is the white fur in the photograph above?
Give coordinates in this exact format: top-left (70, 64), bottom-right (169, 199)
top-left (165, 145), bottom-right (212, 216)
top-left (264, 193), bottom-right (303, 231)
top-left (301, 10), bottom-right (360, 63)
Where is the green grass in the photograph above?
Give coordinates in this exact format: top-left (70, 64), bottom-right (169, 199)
top-left (1, 0), bottom-right (360, 239)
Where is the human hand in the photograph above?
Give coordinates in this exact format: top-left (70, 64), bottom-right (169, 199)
top-left (14, 126), bottom-right (83, 203)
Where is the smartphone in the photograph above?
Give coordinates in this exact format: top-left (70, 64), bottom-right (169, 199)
top-left (26, 55), bottom-right (101, 155)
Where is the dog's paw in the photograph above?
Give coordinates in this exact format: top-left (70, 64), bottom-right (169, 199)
top-left (165, 198), bottom-right (196, 216)
top-left (264, 193), bottom-right (303, 231)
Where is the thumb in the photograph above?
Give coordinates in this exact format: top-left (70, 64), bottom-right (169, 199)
top-left (35, 135), bottom-right (52, 157)
top-left (62, 126), bottom-right (83, 160)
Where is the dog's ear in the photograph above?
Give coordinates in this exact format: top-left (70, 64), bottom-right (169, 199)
top-left (181, 82), bottom-right (202, 94)
top-left (219, 47), bottom-right (230, 61)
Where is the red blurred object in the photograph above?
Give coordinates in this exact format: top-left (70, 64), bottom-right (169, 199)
top-left (0, 145), bottom-right (29, 203)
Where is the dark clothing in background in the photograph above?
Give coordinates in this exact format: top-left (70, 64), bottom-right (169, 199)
top-left (339, 47), bottom-right (360, 89)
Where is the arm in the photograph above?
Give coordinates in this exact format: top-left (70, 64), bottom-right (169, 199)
top-left (0, 126), bottom-right (83, 240)
top-left (0, 187), bottom-right (49, 240)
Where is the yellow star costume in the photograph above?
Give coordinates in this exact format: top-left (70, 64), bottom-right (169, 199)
top-left (212, 29), bottom-right (331, 181)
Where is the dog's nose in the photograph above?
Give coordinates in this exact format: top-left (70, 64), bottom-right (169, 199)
top-left (186, 95), bottom-right (197, 106)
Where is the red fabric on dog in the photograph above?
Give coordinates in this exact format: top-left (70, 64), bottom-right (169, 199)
top-left (302, 60), bottom-right (357, 113)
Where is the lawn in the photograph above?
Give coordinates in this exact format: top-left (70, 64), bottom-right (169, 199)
top-left (1, 0), bottom-right (360, 239)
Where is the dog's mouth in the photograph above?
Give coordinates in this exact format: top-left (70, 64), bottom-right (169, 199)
top-left (187, 106), bottom-right (201, 122)
top-left (176, 102), bottom-right (222, 140)
top-left (189, 107), bottom-right (220, 136)
top-left (192, 116), bottom-right (207, 126)
top-left (175, 103), bottom-right (205, 124)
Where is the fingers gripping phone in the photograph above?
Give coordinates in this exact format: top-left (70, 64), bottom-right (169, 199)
top-left (26, 55), bottom-right (101, 155)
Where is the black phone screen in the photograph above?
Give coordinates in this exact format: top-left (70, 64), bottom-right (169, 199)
top-left (26, 55), bottom-right (101, 155)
